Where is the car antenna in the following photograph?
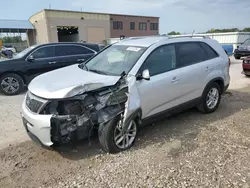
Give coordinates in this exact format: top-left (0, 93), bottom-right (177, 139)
top-left (191, 30), bottom-right (195, 37)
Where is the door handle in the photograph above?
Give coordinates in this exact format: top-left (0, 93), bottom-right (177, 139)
top-left (171, 77), bottom-right (181, 83)
top-left (48, 61), bottom-right (57, 64)
top-left (77, 59), bottom-right (85, 62)
top-left (205, 67), bottom-right (213, 72)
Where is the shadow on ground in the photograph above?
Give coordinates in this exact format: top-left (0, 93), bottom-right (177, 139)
top-left (55, 89), bottom-right (250, 160)
top-left (1, 89), bottom-right (250, 188)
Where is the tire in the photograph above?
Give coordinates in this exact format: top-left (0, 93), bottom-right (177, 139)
top-left (234, 55), bottom-right (240, 60)
top-left (98, 115), bottom-right (138, 153)
top-left (197, 82), bottom-right (221, 114)
top-left (0, 73), bottom-right (24, 95)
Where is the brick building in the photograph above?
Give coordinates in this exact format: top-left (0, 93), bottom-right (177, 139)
top-left (28, 9), bottom-right (159, 45)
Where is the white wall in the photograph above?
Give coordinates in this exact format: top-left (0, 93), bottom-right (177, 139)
top-left (171, 32), bottom-right (250, 50)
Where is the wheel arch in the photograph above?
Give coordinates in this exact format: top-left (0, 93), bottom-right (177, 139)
top-left (123, 108), bottom-right (142, 126)
top-left (204, 77), bottom-right (224, 94)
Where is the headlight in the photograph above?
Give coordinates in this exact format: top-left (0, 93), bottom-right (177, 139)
top-left (106, 87), bottom-right (128, 106)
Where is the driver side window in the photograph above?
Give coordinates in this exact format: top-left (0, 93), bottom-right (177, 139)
top-left (31, 46), bottom-right (55, 59)
top-left (140, 44), bottom-right (176, 77)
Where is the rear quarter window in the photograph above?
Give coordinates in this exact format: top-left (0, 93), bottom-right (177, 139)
top-left (200, 42), bottom-right (219, 59)
top-left (176, 42), bottom-right (207, 68)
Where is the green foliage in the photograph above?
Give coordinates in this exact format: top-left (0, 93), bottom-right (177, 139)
top-left (242, 28), bottom-right (250, 32)
top-left (167, 31), bottom-right (181, 35)
top-left (0, 36), bottom-right (23, 43)
top-left (206, 28), bottom-right (250, 33)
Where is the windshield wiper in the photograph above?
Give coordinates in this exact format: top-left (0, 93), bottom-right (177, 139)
top-left (89, 69), bottom-right (107, 75)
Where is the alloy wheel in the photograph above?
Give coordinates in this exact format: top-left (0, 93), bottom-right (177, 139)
top-left (1, 77), bottom-right (20, 94)
top-left (114, 120), bottom-right (137, 149)
top-left (206, 87), bottom-right (219, 109)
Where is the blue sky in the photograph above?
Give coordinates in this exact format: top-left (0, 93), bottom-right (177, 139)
top-left (1, 0), bottom-right (250, 34)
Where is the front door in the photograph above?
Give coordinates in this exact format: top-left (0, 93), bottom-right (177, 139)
top-left (136, 44), bottom-right (184, 118)
top-left (24, 46), bottom-right (57, 82)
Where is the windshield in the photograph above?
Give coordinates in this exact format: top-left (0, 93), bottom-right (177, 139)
top-left (14, 45), bottom-right (38, 58)
top-left (83, 45), bottom-right (147, 76)
top-left (243, 39), bottom-right (250, 46)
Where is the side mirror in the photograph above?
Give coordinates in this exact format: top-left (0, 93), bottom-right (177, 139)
top-left (237, 45), bottom-right (239, 49)
top-left (27, 55), bottom-right (35, 62)
top-left (137, 69), bottom-right (150, 81)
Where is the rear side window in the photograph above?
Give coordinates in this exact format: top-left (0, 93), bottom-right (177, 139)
top-left (141, 44), bottom-right (176, 76)
top-left (55, 45), bottom-right (94, 56)
top-left (176, 42), bottom-right (207, 68)
top-left (200, 42), bottom-right (219, 59)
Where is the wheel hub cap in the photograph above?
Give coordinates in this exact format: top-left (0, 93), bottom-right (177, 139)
top-left (1, 77), bottom-right (19, 93)
top-left (114, 120), bottom-right (137, 149)
top-left (206, 88), bottom-right (219, 109)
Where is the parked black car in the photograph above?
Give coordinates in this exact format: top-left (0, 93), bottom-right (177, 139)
top-left (0, 42), bottom-right (100, 95)
top-left (234, 38), bottom-right (250, 59)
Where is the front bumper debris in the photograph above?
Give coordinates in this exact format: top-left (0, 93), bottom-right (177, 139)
top-left (22, 75), bottom-right (142, 147)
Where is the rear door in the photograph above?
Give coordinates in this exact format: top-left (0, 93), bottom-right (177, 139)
top-left (174, 42), bottom-right (209, 103)
top-left (54, 44), bottom-right (96, 67)
top-left (199, 42), bottom-right (221, 83)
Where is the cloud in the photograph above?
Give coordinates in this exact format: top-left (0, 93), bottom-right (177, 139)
top-left (172, 0), bottom-right (250, 12)
top-left (71, 0), bottom-right (168, 13)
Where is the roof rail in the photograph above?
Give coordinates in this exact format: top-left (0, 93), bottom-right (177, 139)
top-left (121, 35), bottom-right (168, 41)
top-left (168, 35), bottom-right (211, 39)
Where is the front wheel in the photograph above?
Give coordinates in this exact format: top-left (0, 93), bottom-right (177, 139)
top-left (0, 73), bottom-right (24, 95)
top-left (98, 116), bottom-right (138, 153)
top-left (197, 82), bottom-right (221, 114)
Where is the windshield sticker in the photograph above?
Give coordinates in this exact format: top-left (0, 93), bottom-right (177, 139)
top-left (126, 47), bottom-right (141, 52)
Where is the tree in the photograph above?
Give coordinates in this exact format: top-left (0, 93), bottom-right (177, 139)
top-left (206, 28), bottom-right (240, 33)
top-left (242, 28), bottom-right (250, 32)
top-left (167, 31), bottom-right (181, 35)
top-left (0, 36), bottom-right (23, 43)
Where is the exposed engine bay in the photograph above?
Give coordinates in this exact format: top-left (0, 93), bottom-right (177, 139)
top-left (40, 76), bottom-right (131, 145)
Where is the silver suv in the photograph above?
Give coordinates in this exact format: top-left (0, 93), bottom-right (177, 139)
top-left (21, 36), bottom-right (230, 153)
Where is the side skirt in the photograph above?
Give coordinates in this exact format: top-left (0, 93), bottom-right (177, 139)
top-left (141, 97), bottom-right (201, 126)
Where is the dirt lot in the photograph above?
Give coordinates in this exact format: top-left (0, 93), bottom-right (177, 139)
top-left (0, 58), bottom-right (250, 188)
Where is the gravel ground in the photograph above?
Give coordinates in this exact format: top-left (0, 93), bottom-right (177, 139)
top-left (0, 58), bottom-right (250, 188)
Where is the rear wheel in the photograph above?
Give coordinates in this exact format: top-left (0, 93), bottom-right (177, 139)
top-left (197, 82), bottom-right (221, 114)
top-left (0, 73), bottom-right (24, 95)
top-left (98, 115), bottom-right (138, 153)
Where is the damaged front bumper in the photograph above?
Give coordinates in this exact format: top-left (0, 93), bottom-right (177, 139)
top-left (21, 75), bottom-right (142, 147)
top-left (22, 101), bottom-right (53, 146)
top-left (22, 100), bottom-right (124, 147)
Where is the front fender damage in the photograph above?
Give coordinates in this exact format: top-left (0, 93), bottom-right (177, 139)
top-left (46, 75), bottom-right (141, 145)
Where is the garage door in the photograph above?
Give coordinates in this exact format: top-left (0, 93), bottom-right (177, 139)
top-left (87, 27), bottom-right (105, 44)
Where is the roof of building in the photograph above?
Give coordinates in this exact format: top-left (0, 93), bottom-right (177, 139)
top-left (42, 9), bottom-right (159, 18)
top-left (0, 19), bottom-right (34, 32)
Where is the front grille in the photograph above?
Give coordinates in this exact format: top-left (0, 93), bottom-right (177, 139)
top-left (26, 92), bottom-right (47, 113)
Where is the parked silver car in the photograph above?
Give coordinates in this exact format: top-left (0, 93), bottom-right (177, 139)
top-left (21, 36), bottom-right (230, 153)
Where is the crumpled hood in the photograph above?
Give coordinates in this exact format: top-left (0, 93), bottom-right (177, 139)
top-left (28, 64), bottom-right (121, 99)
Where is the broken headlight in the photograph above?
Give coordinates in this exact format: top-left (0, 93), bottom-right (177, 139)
top-left (106, 87), bottom-right (128, 106)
